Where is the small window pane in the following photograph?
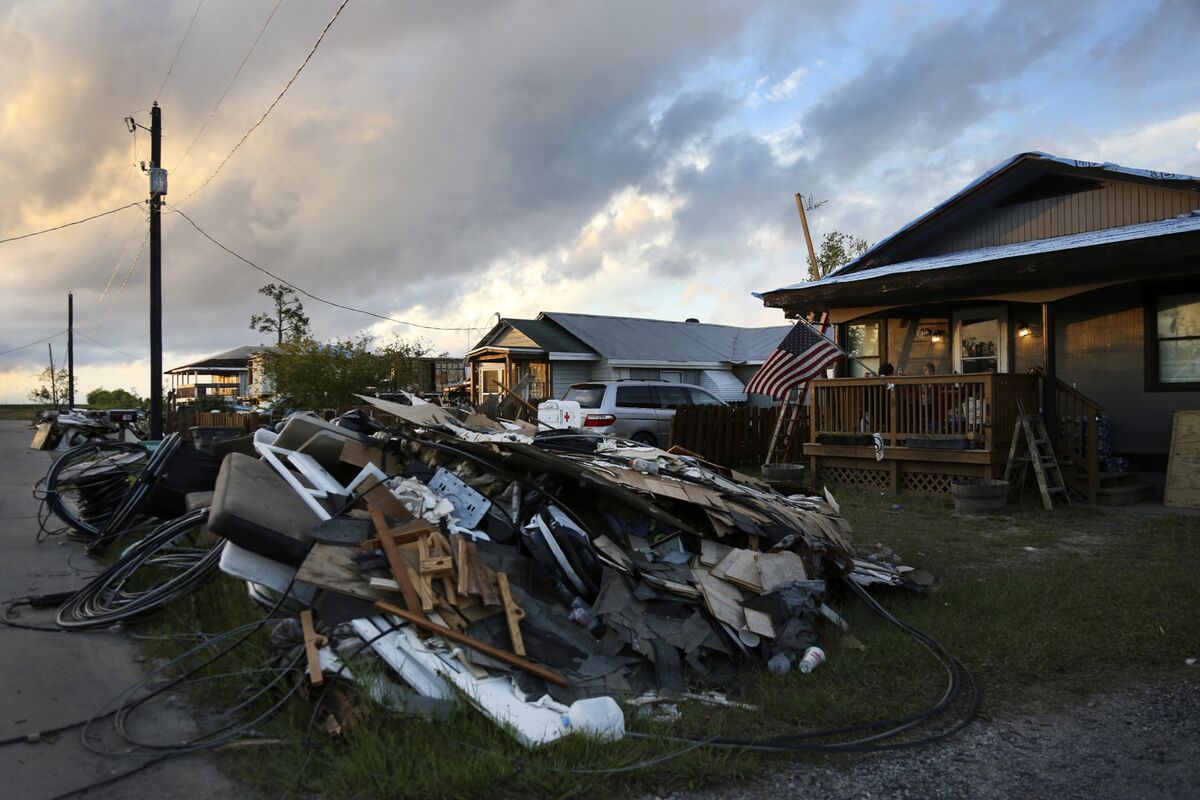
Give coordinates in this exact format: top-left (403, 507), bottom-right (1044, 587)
top-left (1157, 292), bottom-right (1200, 338)
top-left (848, 323), bottom-right (880, 358)
top-left (1160, 339), bottom-right (1200, 383)
top-left (615, 385), bottom-right (657, 408)
top-left (850, 357), bottom-right (880, 378)
top-left (656, 385), bottom-right (691, 408)
top-left (564, 384), bottom-right (605, 407)
top-left (688, 388), bottom-right (723, 406)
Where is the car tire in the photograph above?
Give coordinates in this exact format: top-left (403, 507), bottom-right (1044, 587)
top-left (631, 431), bottom-right (657, 446)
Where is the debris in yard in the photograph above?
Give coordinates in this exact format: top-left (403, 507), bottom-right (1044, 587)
top-left (31, 401), bottom-right (935, 752)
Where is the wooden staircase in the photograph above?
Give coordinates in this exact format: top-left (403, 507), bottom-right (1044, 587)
top-left (1052, 380), bottom-right (1155, 506)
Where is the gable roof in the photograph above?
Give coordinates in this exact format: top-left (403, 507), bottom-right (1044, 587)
top-left (504, 318), bottom-right (594, 354)
top-left (538, 312), bottom-right (790, 364)
top-left (827, 151), bottom-right (1200, 279)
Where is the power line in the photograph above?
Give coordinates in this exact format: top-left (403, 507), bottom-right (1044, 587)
top-left (155, 0), bottom-right (206, 101)
top-left (174, 0), bottom-right (284, 173)
top-left (75, 331), bottom-right (144, 362)
top-left (91, 228), bottom-right (150, 335)
top-left (167, 204), bottom-right (478, 332)
top-left (0, 203), bottom-right (142, 247)
top-left (0, 330), bottom-right (67, 358)
top-left (176, 0), bottom-right (352, 204)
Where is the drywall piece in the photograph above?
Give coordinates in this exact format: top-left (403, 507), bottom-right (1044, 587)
top-left (756, 551), bottom-right (809, 591)
top-left (742, 607), bottom-right (776, 639)
top-left (692, 568), bottom-right (746, 630)
top-left (699, 538), bottom-right (733, 567)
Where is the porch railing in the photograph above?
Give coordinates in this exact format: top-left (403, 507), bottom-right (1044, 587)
top-left (809, 373), bottom-right (1040, 452)
top-left (1054, 380), bottom-right (1103, 504)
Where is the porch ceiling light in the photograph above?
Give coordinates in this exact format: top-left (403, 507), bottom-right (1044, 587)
top-left (1017, 325), bottom-right (1033, 338)
top-left (930, 332), bottom-right (944, 343)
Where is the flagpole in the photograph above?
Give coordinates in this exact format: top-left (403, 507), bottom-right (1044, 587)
top-left (793, 315), bottom-right (884, 378)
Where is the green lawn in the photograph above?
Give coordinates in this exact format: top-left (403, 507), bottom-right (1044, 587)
top-left (131, 490), bottom-right (1200, 799)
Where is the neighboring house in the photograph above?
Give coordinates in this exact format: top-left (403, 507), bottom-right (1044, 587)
top-left (167, 345), bottom-right (273, 404)
top-left (465, 312), bottom-right (792, 405)
top-left (755, 151), bottom-right (1200, 504)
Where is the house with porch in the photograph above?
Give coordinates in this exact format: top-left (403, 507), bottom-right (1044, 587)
top-left (465, 312), bottom-right (792, 406)
top-left (756, 152), bottom-right (1200, 504)
top-left (167, 345), bottom-right (273, 405)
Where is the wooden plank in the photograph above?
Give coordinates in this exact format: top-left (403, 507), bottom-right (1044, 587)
top-left (721, 550), bottom-right (764, 592)
top-left (468, 541), bottom-right (500, 606)
top-left (299, 610), bottom-right (326, 686)
top-left (1165, 410), bottom-right (1200, 509)
top-left (495, 572), bottom-right (526, 657)
top-left (370, 507), bottom-right (431, 622)
top-left (373, 600), bottom-right (567, 687)
top-left (455, 536), bottom-right (470, 595)
top-left (743, 607), bottom-right (776, 639)
top-left (359, 474), bottom-right (415, 521)
top-left (692, 569), bottom-right (745, 630)
top-left (359, 519), bottom-right (439, 552)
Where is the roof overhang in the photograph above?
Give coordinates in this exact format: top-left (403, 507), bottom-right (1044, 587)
top-left (607, 359), bottom-right (728, 369)
top-left (762, 224), bottom-right (1200, 315)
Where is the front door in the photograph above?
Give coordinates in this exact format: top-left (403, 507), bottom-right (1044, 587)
top-left (953, 306), bottom-right (1008, 374)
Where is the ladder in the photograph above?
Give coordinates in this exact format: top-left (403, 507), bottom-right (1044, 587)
top-left (766, 385), bottom-right (806, 464)
top-left (1003, 407), bottom-right (1070, 511)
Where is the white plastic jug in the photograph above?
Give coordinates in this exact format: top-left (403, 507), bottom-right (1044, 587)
top-left (560, 696), bottom-right (625, 741)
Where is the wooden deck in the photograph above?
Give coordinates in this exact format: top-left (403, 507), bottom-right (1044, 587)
top-left (804, 373), bottom-right (1040, 495)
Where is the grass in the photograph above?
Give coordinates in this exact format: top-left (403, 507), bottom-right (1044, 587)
top-left (131, 491), bottom-right (1200, 799)
top-left (0, 403), bottom-right (48, 421)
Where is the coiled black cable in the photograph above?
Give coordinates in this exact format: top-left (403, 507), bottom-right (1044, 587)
top-left (56, 509), bottom-right (221, 630)
top-left (35, 442), bottom-right (148, 540)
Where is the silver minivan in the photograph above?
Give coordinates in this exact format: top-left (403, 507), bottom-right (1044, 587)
top-left (561, 380), bottom-right (726, 446)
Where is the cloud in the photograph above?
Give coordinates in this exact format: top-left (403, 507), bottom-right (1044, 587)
top-left (766, 66), bottom-right (808, 102)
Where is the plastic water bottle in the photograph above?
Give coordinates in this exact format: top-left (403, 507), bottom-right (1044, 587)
top-left (561, 697), bottom-right (625, 741)
top-left (798, 646), bottom-right (826, 674)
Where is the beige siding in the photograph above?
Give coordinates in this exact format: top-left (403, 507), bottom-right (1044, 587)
top-left (1055, 286), bottom-right (1200, 457)
top-left (915, 182), bottom-right (1198, 257)
top-left (492, 328), bottom-right (540, 348)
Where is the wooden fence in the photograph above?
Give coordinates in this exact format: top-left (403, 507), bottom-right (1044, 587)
top-left (167, 409), bottom-right (262, 436)
top-left (671, 404), bottom-right (806, 467)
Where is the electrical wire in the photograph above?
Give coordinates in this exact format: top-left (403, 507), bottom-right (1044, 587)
top-left (35, 441), bottom-right (148, 539)
top-left (176, 0), bottom-right (352, 204)
top-left (168, 204), bottom-right (481, 332)
top-left (90, 226), bottom-right (149, 335)
top-left (0, 203), bottom-right (142, 247)
top-left (75, 330), bottom-right (145, 362)
top-left (0, 329), bottom-right (67, 358)
top-left (174, 0), bottom-right (284, 173)
top-left (155, 0), bottom-right (206, 101)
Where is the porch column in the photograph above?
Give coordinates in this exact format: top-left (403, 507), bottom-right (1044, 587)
top-left (1041, 302), bottom-right (1056, 440)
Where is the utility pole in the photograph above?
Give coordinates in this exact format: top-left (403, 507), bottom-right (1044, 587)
top-left (47, 343), bottom-right (58, 409)
top-left (67, 292), bottom-right (75, 408)
top-left (794, 193), bottom-right (821, 282)
top-left (149, 102), bottom-right (164, 439)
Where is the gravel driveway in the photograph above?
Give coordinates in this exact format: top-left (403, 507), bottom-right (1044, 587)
top-left (646, 678), bottom-right (1199, 800)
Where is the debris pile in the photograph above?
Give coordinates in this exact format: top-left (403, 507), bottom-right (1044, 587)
top-left (30, 395), bottom-right (932, 749)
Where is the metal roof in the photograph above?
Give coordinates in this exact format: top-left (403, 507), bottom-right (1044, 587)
top-left (166, 345), bottom-right (274, 374)
top-left (823, 151), bottom-right (1200, 281)
top-left (539, 312), bottom-right (790, 364)
top-left (756, 211), bottom-right (1200, 295)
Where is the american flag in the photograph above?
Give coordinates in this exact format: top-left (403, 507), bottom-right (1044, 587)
top-left (745, 319), bottom-right (844, 399)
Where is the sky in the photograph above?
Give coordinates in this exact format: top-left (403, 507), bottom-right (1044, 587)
top-left (0, 0), bottom-right (1198, 401)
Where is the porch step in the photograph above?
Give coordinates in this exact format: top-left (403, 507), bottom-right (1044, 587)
top-left (1096, 483), bottom-right (1156, 506)
top-left (1098, 470), bottom-right (1140, 486)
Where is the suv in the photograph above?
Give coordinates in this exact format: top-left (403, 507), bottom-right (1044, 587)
top-left (561, 380), bottom-right (725, 446)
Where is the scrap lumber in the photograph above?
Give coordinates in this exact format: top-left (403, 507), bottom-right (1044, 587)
top-left (1165, 410), bottom-right (1200, 509)
top-left (495, 572), bottom-right (527, 656)
top-left (374, 600), bottom-right (567, 687)
top-left (299, 610), bottom-right (327, 686)
top-left (358, 474), bottom-right (416, 522)
top-left (360, 519), bottom-right (438, 552)
top-left (756, 551), bottom-right (808, 591)
top-left (742, 607), bottom-right (776, 639)
top-left (369, 507), bottom-right (431, 623)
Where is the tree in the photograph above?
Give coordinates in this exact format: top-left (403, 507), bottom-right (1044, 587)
top-left (263, 335), bottom-right (430, 410)
top-left (806, 230), bottom-right (871, 278)
top-left (86, 387), bottom-right (143, 409)
top-left (250, 283), bottom-right (311, 345)
top-left (28, 366), bottom-right (73, 405)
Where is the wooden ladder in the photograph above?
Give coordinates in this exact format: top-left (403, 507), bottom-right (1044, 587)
top-left (766, 386), bottom-right (806, 464)
top-left (1004, 407), bottom-right (1070, 511)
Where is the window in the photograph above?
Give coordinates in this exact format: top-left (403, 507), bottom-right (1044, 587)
top-left (564, 384), bottom-right (606, 407)
top-left (528, 363), bottom-right (549, 400)
top-left (848, 322), bottom-right (880, 377)
top-left (479, 366), bottom-right (504, 395)
top-left (656, 385), bottom-right (691, 409)
top-left (659, 371), bottom-right (683, 383)
top-left (1152, 291), bottom-right (1200, 388)
top-left (953, 306), bottom-right (1008, 374)
top-left (615, 385), bottom-right (657, 408)
top-left (688, 388), bottom-right (723, 406)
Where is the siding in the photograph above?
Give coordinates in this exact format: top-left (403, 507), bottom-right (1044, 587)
top-left (550, 361), bottom-right (591, 399)
top-left (914, 182), bottom-right (1199, 258)
top-left (492, 328), bottom-right (540, 348)
top-left (1055, 285), bottom-right (1200, 457)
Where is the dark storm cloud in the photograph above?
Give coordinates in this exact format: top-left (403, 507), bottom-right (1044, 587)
top-left (795, 0), bottom-right (1087, 178)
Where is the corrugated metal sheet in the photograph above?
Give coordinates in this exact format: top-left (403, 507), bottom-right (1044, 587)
top-left (699, 369), bottom-right (748, 402)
